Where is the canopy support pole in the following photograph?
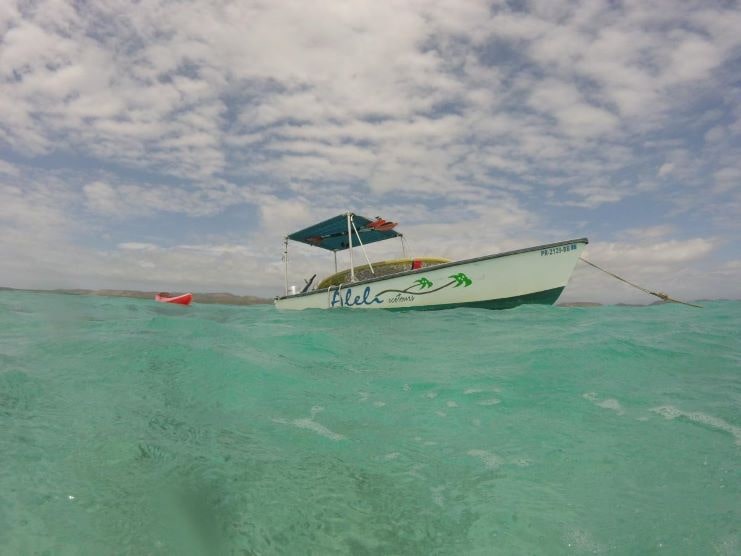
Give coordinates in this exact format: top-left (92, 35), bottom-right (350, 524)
top-left (347, 212), bottom-right (356, 282)
top-left (334, 250), bottom-right (338, 273)
top-left (283, 238), bottom-right (289, 296)
top-left (351, 218), bottom-right (374, 275)
top-left (400, 234), bottom-right (406, 258)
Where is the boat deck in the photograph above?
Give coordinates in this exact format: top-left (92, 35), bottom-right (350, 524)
top-left (316, 257), bottom-right (450, 289)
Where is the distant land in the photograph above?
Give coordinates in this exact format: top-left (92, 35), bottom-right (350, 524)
top-left (558, 299), bottom-right (712, 307)
top-left (1, 287), bottom-right (713, 307)
top-left (0, 287), bottom-right (271, 306)
top-left (556, 301), bottom-right (653, 307)
top-left (558, 300), bottom-right (678, 307)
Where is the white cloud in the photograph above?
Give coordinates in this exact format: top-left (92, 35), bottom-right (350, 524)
top-left (554, 103), bottom-right (620, 138)
top-left (666, 36), bottom-right (722, 84)
top-left (714, 167), bottom-right (741, 192)
top-left (0, 175), bottom-right (77, 237)
top-left (0, 0), bottom-right (735, 203)
top-left (561, 236), bottom-right (722, 304)
top-left (585, 239), bottom-right (715, 266)
top-left (658, 163), bottom-right (674, 177)
top-left (83, 181), bottom-right (120, 215)
top-left (118, 242), bottom-right (158, 251)
top-left (620, 225), bottom-right (676, 241)
top-left (82, 179), bottom-right (245, 218)
top-left (0, 0), bottom-right (739, 300)
top-left (704, 125), bottom-right (726, 144)
top-left (0, 159), bottom-right (19, 176)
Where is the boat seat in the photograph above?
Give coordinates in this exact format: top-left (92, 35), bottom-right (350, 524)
top-left (316, 257), bottom-right (450, 290)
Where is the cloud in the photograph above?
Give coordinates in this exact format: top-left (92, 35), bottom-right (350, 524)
top-left (666, 36), bottom-right (723, 83)
top-left (714, 167), bottom-right (741, 192)
top-left (561, 236), bottom-right (724, 304)
top-left (585, 238), bottom-right (715, 267)
top-left (0, 1), bottom-right (740, 300)
top-left (0, 0), bottom-right (737, 204)
top-left (619, 225), bottom-right (676, 241)
top-left (83, 181), bottom-right (120, 215)
top-left (0, 172), bottom-right (77, 238)
top-left (0, 159), bottom-right (19, 176)
top-left (658, 163), bottom-right (674, 177)
top-left (82, 179), bottom-right (246, 218)
top-left (118, 242), bottom-right (158, 251)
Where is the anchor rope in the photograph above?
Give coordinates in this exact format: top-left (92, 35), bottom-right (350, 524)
top-left (579, 257), bottom-right (702, 308)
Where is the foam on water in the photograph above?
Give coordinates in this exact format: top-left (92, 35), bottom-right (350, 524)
top-left (650, 405), bottom-right (741, 445)
top-left (1, 292), bottom-right (739, 554)
top-left (466, 449), bottom-right (502, 470)
top-left (583, 391), bottom-right (625, 415)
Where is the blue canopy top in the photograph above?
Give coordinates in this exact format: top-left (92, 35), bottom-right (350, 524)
top-left (287, 213), bottom-right (400, 251)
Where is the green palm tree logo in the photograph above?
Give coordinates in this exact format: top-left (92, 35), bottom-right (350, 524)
top-left (414, 277), bottom-right (434, 289)
top-left (450, 273), bottom-right (472, 287)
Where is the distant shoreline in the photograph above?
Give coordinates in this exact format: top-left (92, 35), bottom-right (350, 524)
top-left (1, 287), bottom-right (717, 307)
top-left (0, 287), bottom-right (271, 306)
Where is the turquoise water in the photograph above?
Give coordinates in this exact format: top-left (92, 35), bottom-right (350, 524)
top-left (1, 292), bottom-right (739, 555)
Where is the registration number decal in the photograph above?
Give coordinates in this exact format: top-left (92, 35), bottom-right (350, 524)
top-left (541, 244), bottom-right (577, 256)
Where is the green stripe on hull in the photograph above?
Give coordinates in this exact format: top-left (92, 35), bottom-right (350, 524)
top-left (387, 287), bottom-right (565, 311)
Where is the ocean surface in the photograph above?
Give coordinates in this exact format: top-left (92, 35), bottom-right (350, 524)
top-left (0, 291), bottom-right (738, 555)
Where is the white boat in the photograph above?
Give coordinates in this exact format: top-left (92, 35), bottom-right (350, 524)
top-left (275, 212), bottom-right (587, 311)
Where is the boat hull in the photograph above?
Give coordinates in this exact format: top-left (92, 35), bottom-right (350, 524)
top-left (155, 293), bottom-right (193, 305)
top-left (275, 238), bottom-right (587, 311)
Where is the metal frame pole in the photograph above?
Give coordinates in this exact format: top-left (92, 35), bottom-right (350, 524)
top-left (347, 212), bottom-right (356, 282)
top-left (283, 238), bottom-right (289, 296)
top-left (351, 218), bottom-right (374, 275)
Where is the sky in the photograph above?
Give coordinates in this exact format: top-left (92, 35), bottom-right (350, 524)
top-left (1, 0), bottom-right (740, 303)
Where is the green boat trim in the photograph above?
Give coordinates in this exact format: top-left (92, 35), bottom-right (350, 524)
top-left (381, 287), bottom-right (565, 311)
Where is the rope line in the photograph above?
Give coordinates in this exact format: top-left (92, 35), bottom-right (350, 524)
top-left (579, 257), bottom-right (702, 308)
top-left (400, 235), bottom-right (410, 258)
